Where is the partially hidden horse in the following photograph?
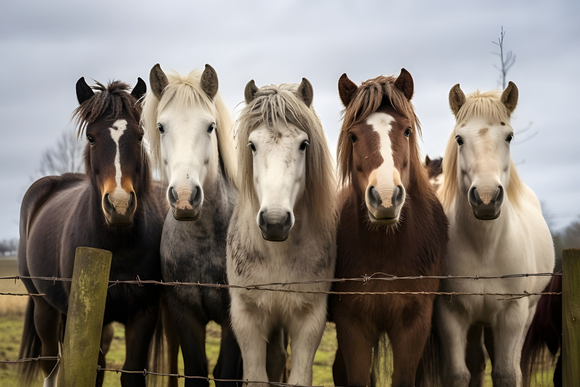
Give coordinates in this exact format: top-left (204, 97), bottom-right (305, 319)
top-left (521, 274), bottom-right (562, 387)
top-left (330, 69), bottom-right (448, 387)
top-left (432, 82), bottom-right (555, 387)
top-left (142, 64), bottom-right (241, 387)
top-left (18, 78), bottom-right (164, 387)
top-left (425, 155), bottom-right (443, 191)
top-left (226, 79), bottom-right (337, 387)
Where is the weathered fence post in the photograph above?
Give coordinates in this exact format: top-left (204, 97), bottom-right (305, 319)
top-left (563, 248), bottom-right (580, 387)
top-left (57, 247), bottom-right (112, 386)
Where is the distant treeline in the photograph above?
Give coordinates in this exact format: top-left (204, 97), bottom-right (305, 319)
top-left (0, 238), bottom-right (18, 256)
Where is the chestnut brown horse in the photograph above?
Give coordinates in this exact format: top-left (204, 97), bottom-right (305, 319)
top-left (17, 79), bottom-right (164, 387)
top-left (330, 69), bottom-right (448, 387)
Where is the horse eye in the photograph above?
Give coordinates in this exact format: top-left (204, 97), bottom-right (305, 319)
top-left (506, 133), bottom-right (514, 143)
top-left (157, 123), bottom-right (165, 134)
top-left (404, 128), bottom-right (412, 137)
top-left (248, 141), bottom-right (256, 152)
top-left (349, 133), bottom-right (358, 144)
top-left (299, 140), bottom-right (310, 151)
top-left (455, 135), bottom-right (464, 146)
top-left (207, 123), bottom-right (216, 133)
top-left (87, 134), bottom-right (95, 145)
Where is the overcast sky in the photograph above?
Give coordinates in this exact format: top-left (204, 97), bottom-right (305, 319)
top-left (1, 0), bottom-right (578, 240)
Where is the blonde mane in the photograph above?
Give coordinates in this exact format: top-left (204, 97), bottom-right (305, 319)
top-left (337, 75), bottom-right (422, 184)
top-left (438, 89), bottom-right (526, 211)
top-left (141, 69), bottom-right (236, 182)
top-left (235, 84), bottom-right (337, 231)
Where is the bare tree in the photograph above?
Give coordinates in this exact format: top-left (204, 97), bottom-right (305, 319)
top-left (492, 27), bottom-right (537, 145)
top-left (492, 26), bottom-right (516, 89)
top-left (37, 130), bottom-right (85, 176)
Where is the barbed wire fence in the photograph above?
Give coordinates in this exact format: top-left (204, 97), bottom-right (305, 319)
top-left (0, 271), bottom-right (564, 386)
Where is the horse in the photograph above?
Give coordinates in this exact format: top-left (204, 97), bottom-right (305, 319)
top-left (431, 82), bottom-right (555, 387)
top-left (141, 64), bottom-right (241, 387)
top-left (17, 78), bottom-right (165, 387)
top-left (425, 155), bottom-right (444, 191)
top-left (226, 79), bottom-right (337, 387)
top-left (329, 69), bottom-right (448, 387)
top-left (521, 273), bottom-right (562, 387)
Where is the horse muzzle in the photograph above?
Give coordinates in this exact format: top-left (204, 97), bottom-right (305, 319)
top-left (258, 208), bottom-right (294, 242)
top-left (103, 191), bottom-right (136, 227)
top-left (168, 184), bottom-right (203, 221)
top-left (468, 185), bottom-right (504, 220)
top-left (366, 185), bottom-right (405, 225)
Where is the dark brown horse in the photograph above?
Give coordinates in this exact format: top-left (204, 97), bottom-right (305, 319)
top-left (521, 274), bottom-right (562, 387)
top-left (424, 155), bottom-right (443, 191)
top-left (17, 78), bottom-right (164, 387)
top-left (330, 69), bottom-right (448, 387)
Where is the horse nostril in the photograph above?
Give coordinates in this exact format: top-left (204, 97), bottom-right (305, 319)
top-left (495, 185), bottom-right (504, 203)
top-left (392, 185), bottom-right (404, 207)
top-left (468, 186), bottom-right (480, 206)
top-left (127, 192), bottom-right (135, 211)
top-left (284, 212), bottom-right (292, 229)
top-left (191, 185), bottom-right (202, 207)
top-left (258, 211), bottom-right (267, 231)
top-left (367, 186), bottom-right (382, 208)
top-left (168, 187), bottom-right (178, 206)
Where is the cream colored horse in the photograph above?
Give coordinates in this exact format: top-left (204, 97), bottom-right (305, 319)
top-left (434, 82), bottom-right (554, 387)
top-left (227, 79), bottom-right (337, 387)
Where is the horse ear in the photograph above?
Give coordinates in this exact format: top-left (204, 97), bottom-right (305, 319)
top-left (201, 64), bottom-right (219, 100)
top-left (296, 78), bottom-right (314, 107)
top-left (449, 84), bottom-right (466, 116)
top-left (338, 73), bottom-right (358, 107)
top-left (394, 68), bottom-right (414, 100)
top-left (425, 155), bottom-right (431, 165)
top-left (501, 81), bottom-right (518, 113)
top-left (150, 63), bottom-right (168, 100)
top-left (76, 77), bottom-right (94, 105)
top-left (131, 77), bottom-right (147, 101)
top-left (245, 80), bottom-right (259, 104)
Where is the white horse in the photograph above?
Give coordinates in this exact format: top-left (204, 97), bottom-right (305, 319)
top-left (142, 64), bottom-right (241, 386)
top-left (433, 82), bottom-right (555, 387)
top-left (227, 79), bottom-right (337, 387)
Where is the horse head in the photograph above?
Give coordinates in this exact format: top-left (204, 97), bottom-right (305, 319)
top-left (338, 69), bottom-right (419, 226)
top-left (143, 64), bottom-right (233, 221)
top-left (240, 79), bottom-right (328, 241)
top-left (447, 82), bottom-right (518, 220)
top-left (75, 77), bottom-right (147, 227)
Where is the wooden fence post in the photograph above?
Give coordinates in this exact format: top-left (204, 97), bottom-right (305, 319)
top-left (563, 248), bottom-right (580, 387)
top-left (57, 247), bottom-right (112, 386)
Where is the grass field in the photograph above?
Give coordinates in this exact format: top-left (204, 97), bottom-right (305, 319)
top-left (0, 257), bottom-right (555, 386)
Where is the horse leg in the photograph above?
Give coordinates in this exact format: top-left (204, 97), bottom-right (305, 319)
top-left (178, 314), bottom-right (209, 387)
top-left (161, 298), bottom-right (180, 387)
top-left (121, 305), bottom-right (158, 387)
top-left (230, 299), bottom-right (268, 387)
top-left (435, 301), bottom-right (471, 387)
top-left (465, 325), bottom-right (486, 387)
top-left (490, 305), bottom-right (529, 387)
top-left (285, 307), bottom-right (326, 386)
top-left (96, 323), bottom-right (115, 387)
top-left (32, 297), bottom-right (61, 387)
top-left (266, 328), bottom-right (287, 382)
top-left (332, 344), bottom-right (348, 386)
top-left (389, 304), bottom-right (433, 387)
top-left (213, 319), bottom-right (242, 387)
top-left (334, 317), bottom-right (375, 387)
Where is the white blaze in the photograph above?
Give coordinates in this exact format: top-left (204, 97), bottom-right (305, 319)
top-left (366, 113), bottom-right (396, 205)
top-left (109, 119), bottom-right (129, 214)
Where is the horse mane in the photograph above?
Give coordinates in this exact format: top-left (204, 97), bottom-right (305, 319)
top-left (141, 69), bottom-right (236, 182)
top-left (438, 89), bottom-right (526, 211)
top-left (337, 75), bottom-right (422, 185)
top-left (73, 81), bottom-right (140, 136)
top-left (236, 83), bottom-right (337, 231)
